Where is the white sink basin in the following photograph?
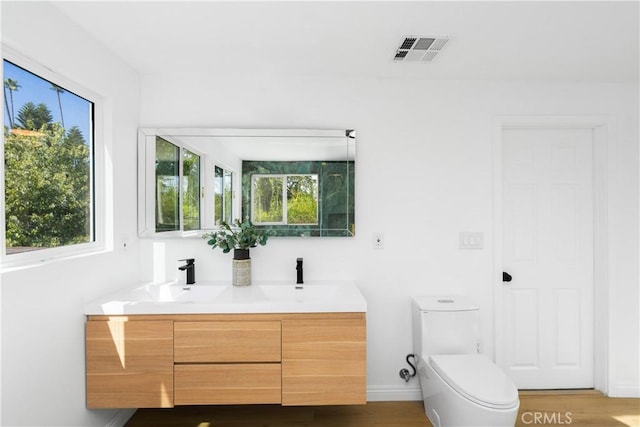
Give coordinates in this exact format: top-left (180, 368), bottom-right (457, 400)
top-left (85, 280), bottom-right (366, 315)
top-left (259, 284), bottom-right (341, 302)
top-left (142, 283), bottom-right (226, 303)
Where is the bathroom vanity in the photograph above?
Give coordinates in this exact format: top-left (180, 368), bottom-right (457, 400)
top-left (84, 281), bottom-right (366, 409)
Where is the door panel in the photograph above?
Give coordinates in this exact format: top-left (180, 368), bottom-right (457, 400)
top-left (507, 288), bottom-right (539, 369)
top-left (500, 128), bottom-right (594, 389)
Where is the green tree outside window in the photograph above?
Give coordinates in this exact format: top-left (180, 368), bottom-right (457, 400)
top-left (4, 59), bottom-right (94, 254)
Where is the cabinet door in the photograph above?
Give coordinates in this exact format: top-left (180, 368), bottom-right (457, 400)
top-left (282, 315), bottom-right (366, 405)
top-left (86, 319), bottom-right (174, 408)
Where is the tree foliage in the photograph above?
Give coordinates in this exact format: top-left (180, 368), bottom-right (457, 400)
top-left (4, 119), bottom-right (91, 250)
top-left (182, 149), bottom-right (200, 231)
top-left (253, 176), bottom-right (283, 223)
top-left (155, 137), bottom-right (179, 232)
top-left (251, 175), bottom-right (318, 224)
top-left (286, 175), bottom-right (317, 224)
top-left (4, 78), bottom-right (20, 129)
top-left (15, 101), bottom-right (53, 131)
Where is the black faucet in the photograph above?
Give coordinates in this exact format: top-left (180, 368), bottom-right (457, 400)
top-left (178, 258), bottom-right (195, 284)
top-left (296, 258), bottom-right (304, 284)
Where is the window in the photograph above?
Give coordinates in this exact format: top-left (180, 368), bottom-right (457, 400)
top-left (154, 136), bottom-right (201, 233)
top-left (182, 148), bottom-right (201, 231)
top-left (155, 137), bottom-right (179, 232)
top-left (251, 174), bottom-right (318, 225)
top-left (224, 168), bottom-right (233, 224)
top-left (214, 165), bottom-right (233, 225)
top-left (3, 58), bottom-right (96, 257)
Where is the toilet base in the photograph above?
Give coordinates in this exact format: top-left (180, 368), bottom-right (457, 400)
top-left (417, 356), bottom-right (519, 427)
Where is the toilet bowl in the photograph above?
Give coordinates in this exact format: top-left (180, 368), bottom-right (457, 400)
top-left (417, 353), bottom-right (519, 427)
top-left (412, 295), bottom-right (519, 427)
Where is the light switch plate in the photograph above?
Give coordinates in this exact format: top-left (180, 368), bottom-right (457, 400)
top-left (373, 232), bottom-right (384, 249)
top-left (459, 232), bottom-right (483, 249)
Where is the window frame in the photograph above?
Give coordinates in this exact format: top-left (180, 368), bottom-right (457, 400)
top-left (251, 173), bottom-right (319, 226)
top-left (213, 164), bottom-right (234, 226)
top-left (181, 146), bottom-right (202, 232)
top-left (251, 174), bottom-right (287, 225)
top-left (1, 46), bottom-right (106, 269)
top-left (138, 131), bottom-right (206, 237)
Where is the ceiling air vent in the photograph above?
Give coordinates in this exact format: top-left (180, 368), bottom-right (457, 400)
top-left (394, 35), bottom-right (449, 62)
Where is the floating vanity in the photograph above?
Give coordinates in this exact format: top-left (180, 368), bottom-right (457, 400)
top-left (84, 281), bottom-right (367, 409)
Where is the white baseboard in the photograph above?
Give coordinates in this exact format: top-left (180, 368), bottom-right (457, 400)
top-left (105, 409), bottom-right (137, 427)
top-left (367, 385), bottom-right (423, 402)
top-left (608, 384), bottom-right (640, 398)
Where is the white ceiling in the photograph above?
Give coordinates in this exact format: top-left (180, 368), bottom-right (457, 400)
top-left (51, 1), bottom-right (639, 82)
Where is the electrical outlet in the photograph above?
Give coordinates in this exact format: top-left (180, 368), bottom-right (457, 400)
top-left (373, 232), bottom-right (384, 249)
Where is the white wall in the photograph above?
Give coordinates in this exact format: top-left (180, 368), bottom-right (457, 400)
top-left (141, 74), bottom-right (639, 399)
top-left (0, 3), bottom-right (637, 427)
top-left (1, 3), bottom-right (141, 426)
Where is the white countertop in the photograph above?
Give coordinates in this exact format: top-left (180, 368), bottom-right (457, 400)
top-left (84, 280), bottom-right (367, 315)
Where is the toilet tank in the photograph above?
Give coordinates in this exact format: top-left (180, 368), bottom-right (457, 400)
top-left (412, 295), bottom-right (479, 356)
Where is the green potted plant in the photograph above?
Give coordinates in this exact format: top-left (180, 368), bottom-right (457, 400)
top-left (204, 219), bottom-right (269, 286)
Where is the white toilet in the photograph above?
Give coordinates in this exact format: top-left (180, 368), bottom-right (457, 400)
top-left (412, 295), bottom-right (519, 427)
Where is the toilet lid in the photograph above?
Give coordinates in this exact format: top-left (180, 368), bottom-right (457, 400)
top-left (429, 354), bottom-right (519, 409)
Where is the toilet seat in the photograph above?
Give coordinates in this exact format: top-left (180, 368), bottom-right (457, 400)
top-left (429, 354), bottom-right (519, 410)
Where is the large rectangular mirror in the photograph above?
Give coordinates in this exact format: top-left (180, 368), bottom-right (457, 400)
top-left (138, 128), bottom-right (355, 237)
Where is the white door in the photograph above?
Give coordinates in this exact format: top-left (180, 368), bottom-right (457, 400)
top-left (499, 128), bottom-right (594, 389)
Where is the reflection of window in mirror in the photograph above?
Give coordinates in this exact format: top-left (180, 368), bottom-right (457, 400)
top-left (224, 169), bottom-right (233, 223)
top-left (155, 136), bottom-right (201, 232)
top-left (287, 175), bottom-right (319, 224)
top-left (182, 149), bottom-right (201, 231)
top-left (155, 137), bottom-right (180, 232)
top-left (251, 174), bottom-right (318, 225)
top-left (214, 165), bottom-right (233, 225)
top-left (252, 175), bottom-right (284, 223)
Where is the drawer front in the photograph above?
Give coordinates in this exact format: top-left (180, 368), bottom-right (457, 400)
top-left (174, 321), bottom-right (281, 362)
top-left (174, 363), bottom-right (282, 405)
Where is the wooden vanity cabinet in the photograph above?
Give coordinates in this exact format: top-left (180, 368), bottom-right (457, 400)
top-left (86, 313), bottom-right (366, 408)
top-left (85, 319), bottom-right (174, 408)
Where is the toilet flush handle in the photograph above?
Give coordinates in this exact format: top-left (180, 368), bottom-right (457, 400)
top-left (503, 271), bottom-right (513, 283)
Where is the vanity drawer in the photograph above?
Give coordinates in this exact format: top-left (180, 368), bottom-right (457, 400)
top-left (174, 363), bottom-right (282, 405)
top-left (174, 321), bottom-right (281, 363)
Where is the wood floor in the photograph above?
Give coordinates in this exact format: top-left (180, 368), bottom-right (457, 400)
top-left (125, 390), bottom-right (639, 427)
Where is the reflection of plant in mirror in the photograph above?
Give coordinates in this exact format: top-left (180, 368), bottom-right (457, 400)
top-left (203, 219), bottom-right (270, 253)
